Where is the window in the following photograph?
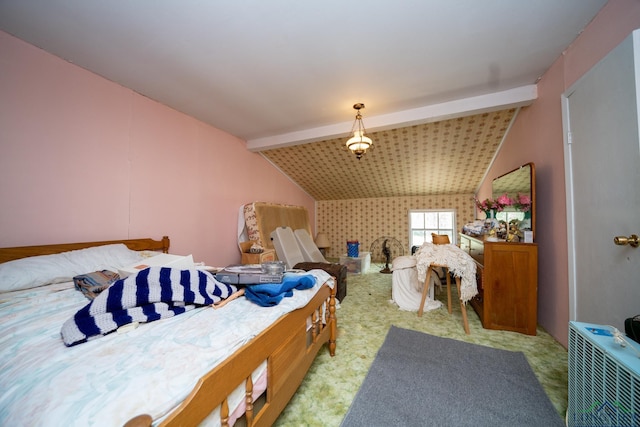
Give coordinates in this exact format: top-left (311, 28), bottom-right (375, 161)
top-left (409, 210), bottom-right (456, 248)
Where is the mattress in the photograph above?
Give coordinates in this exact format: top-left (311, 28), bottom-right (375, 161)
top-left (294, 228), bottom-right (327, 263)
top-left (0, 269), bottom-right (332, 426)
top-left (271, 226), bottom-right (306, 269)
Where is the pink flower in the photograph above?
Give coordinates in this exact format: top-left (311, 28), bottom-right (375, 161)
top-left (518, 193), bottom-right (531, 205)
top-left (474, 193), bottom-right (531, 215)
top-left (474, 195), bottom-right (509, 213)
top-left (497, 194), bottom-right (512, 209)
top-left (515, 193), bottom-right (531, 212)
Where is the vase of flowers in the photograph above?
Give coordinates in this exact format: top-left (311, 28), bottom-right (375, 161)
top-left (513, 193), bottom-right (532, 229)
top-left (474, 194), bottom-right (511, 217)
top-left (484, 209), bottom-right (499, 236)
top-left (473, 192), bottom-right (533, 236)
top-left (512, 193), bottom-right (531, 212)
top-left (474, 195), bottom-right (510, 236)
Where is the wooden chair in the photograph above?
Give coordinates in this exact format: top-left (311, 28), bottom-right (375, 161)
top-left (417, 234), bottom-right (470, 335)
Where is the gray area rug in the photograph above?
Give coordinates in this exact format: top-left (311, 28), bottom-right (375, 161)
top-left (341, 326), bottom-right (565, 427)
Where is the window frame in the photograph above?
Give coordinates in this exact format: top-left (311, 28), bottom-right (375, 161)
top-left (408, 209), bottom-right (457, 248)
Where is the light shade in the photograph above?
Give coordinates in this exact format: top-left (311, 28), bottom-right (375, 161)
top-left (315, 232), bottom-right (330, 249)
top-left (346, 103), bottom-right (372, 159)
top-left (346, 130), bottom-right (372, 157)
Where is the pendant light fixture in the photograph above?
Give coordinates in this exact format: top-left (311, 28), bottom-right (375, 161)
top-left (346, 103), bottom-right (372, 159)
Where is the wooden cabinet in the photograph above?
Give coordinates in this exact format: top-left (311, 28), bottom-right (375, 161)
top-left (459, 234), bottom-right (538, 335)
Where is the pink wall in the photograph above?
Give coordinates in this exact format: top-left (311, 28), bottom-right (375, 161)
top-left (3, 1), bottom-right (639, 346)
top-left (0, 31), bottom-right (314, 267)
top-left (477, 0), bottom-right (640, 347)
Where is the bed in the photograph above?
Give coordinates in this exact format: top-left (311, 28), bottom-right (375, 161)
top-left (0, 236), bottom-right (337, 427)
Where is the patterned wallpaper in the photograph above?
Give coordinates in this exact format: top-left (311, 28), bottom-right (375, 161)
top-left (262, 109), bottom-right (516, 200)
top-left (317, 193), bottom-right (476, 260)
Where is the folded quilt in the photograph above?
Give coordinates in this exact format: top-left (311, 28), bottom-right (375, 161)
top-left (61, 267), bottom-right (237, 346)
top-left (244, 273), bottom-right (316, 307)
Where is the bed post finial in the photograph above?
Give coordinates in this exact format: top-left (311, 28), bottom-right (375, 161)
top-left (328, 281), bottom-right (337, 357)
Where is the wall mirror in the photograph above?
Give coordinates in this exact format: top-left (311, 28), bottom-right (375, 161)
top-left (492, 162), bottom-right (536, 239)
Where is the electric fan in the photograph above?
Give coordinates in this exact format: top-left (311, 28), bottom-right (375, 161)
top-left (369, 237), bottom-right (404, 273)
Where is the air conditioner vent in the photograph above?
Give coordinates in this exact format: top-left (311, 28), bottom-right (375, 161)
top-left (568, 321), bottom-right (640, 426)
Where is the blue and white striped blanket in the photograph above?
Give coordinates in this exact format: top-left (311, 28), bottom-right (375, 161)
top-left (61, 267), bottom-right (237, 346)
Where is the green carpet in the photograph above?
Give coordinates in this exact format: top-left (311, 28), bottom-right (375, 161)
top-left (274, 266), bottom-right (568, 426)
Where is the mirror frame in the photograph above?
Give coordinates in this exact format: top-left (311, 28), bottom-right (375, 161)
top-left (492, 162), bottom-right (536, 240)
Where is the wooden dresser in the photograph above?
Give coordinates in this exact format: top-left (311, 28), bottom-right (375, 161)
top-left (459, 233), bottom-right (538, 335)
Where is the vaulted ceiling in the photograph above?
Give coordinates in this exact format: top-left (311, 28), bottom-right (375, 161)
top-left (0, 1), bottom-right (607, 200)
top-left (262, 109), bottom-right (517, 199)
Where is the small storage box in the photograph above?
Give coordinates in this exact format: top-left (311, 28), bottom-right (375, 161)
top-left (239, 241), bottom-right (276, 265)
top-left (339, 252), bottom-right (371, 274)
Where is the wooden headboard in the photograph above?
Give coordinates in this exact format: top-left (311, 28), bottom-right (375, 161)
top-left (0, 236), bottom-right (170, 264)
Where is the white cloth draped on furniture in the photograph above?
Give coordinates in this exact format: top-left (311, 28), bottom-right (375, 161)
top-left (414, 242), bottom-right (478, 303)
top-left (390, 255), bottom-right (442, 312)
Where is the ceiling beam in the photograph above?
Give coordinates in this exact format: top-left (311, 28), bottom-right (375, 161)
top-left (246, 85), bottom-right (537, 152)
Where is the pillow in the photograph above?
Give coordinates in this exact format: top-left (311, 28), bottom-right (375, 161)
top-left (0, 244), bottom-right (143, 293)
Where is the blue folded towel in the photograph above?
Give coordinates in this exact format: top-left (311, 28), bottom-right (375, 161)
top-left (244, 273), bottom-right (316, 307)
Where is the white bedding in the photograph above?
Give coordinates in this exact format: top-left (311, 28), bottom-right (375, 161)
top-left (0, 269), bottom-right (333, 426)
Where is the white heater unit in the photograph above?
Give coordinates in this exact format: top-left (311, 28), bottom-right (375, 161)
top-left (568, 321), bottom-right (640, 426)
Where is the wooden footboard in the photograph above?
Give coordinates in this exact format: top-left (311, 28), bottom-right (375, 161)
top-left (126, 280), bottom-right (337, 427)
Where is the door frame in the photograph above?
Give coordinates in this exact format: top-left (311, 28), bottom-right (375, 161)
top-left (561, 91), bottom-right (577, 322)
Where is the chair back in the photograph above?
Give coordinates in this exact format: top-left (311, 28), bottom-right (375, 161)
top-left (431, 233), bottom-right (450, 245)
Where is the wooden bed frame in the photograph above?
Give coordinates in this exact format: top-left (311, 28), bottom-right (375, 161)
top-left (0, 236), bottom-right (337, 427)
top-left (0, 236), bottom-right (171, 263)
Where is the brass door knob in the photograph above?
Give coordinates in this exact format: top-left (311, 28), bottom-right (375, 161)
top-left (614, 234), bottom-right (639, 248)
